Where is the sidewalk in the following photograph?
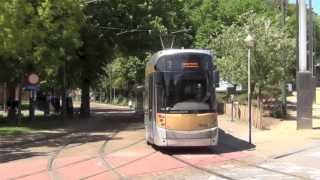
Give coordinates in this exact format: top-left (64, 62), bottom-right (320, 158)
top-left (219, 114), bottom-right (320, 161)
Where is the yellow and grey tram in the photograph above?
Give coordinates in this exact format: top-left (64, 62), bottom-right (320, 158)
top-left (144, 49), bottom-right (219, 147)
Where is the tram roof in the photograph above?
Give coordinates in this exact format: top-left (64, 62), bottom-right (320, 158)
top-left (148, 49), bottom-right (212, 65)
top-left (145, 49), bottom-right (213, 75)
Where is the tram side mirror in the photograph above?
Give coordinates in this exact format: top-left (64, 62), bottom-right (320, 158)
top-left (213, 71), bottom-right (220, 87)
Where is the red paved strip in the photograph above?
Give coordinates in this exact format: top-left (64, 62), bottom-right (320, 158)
top-left (0, 158), bottom-right (48, 179)
top-left (19, 172), bottom-right (50, 180)
top-left (85, 172), bottom-right (120, 180)
top-left (0, 144), bottom-right (252, 180)
top-left (54, 154), bottom-right (94, 168)
top-left (54, 158), bottom-right (105, 180)
top-left (99, 148), bottom-right (252, 178)
top-left (106, 145), bottom-right (155, 167)
top-left (117, 152), bottom-right (187, 177)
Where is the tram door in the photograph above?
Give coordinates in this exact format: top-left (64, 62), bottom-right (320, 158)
top-left (146, 75), bottom-right (155, 142)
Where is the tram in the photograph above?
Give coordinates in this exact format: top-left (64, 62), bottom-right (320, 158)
top-left (144, 49), bottom-right (219, 147)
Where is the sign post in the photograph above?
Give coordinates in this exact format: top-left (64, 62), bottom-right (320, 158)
top-left (24, 74), bottom-right (40, 121)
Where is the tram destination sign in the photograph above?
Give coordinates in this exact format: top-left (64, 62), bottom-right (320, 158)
top-left (157, 53), bottom-right (213, 72)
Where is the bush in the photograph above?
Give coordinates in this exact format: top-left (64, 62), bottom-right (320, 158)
top-left (111, 96), bottom-right (130, 106)
top-left (270, 102), bottom-right (286, 118)
top-left (235, 93), bottom-right (248, 105)
top-left (216, 93), bottom-right (228, 103)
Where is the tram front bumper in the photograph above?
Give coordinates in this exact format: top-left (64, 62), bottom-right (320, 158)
top-left (154, 127), bottom-right (219, 147)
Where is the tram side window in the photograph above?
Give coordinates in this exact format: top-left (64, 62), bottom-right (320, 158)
top-left (148, 76), bottom-right (153, 118)
top-left (144, 77), bottom-right (148, 112)
top-left (156, 74), bottom-right (165, 112)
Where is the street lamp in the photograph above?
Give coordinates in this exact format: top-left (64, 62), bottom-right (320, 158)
top-left (244, 34), bottom-right (255, 144)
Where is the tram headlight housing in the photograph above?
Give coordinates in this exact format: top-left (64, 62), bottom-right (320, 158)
top-left (156, 113), bottom-right (166, 128)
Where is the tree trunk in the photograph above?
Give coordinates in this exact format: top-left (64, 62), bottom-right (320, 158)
top-left (257, 87), bottom-right (262, 111)
top-left (29, 90), bottom-right (35, 122)
top-left (80, 79), bottom-right (90, 117)
top-left (3, 82), bottom-right (7, 112)
top-left (61, 88), bottom-right (67, 119)
top-left (7, 83), bottom-right (17, 122)
top-left (257, 87), bottom-right (264, 129)
top-left (17, 84), bottom-right (22, 124)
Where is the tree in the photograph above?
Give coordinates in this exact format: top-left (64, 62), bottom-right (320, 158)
top-left (0, 0), bottom-right (40, 121)
top-left (190, 0), bottom-right (273, 48)
top-left (211, 13), bottom-right (295, 107)
top-left (77, 23), bottom-right (111, 117)
top-left (37, 0), bottom-right (84, 116)
top-left (86, 0), bottom-right (193, 108)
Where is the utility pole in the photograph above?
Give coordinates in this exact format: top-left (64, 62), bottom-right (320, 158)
top-left (309, 0), bottom-right (314, 74)
top-left (309, 0), bottom-right (316, 104)
top-left (3, 83), bottom-right (6, 112)
top-left (297, 0), bottom-right (313, 129)
top-left (109, 66), bottom-right (112, 103)
top-left (245, 34), bottom-right (255, 144)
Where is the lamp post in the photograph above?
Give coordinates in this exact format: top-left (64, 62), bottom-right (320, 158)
top-left (297, 0), bottom-right (313, 129)
top-left (245, 34), bottom-right (255, 144)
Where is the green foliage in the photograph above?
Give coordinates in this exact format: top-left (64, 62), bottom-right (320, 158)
top-left (189, 0), bottom-right (273, 47)
top-left (111, 55), bottom-right (148, 88)
top-left (235, 93), bottom-right (249, 105)
top-left (0, 0), bottom-right (319, 116)
top-left (36, 0), bottom-right (84, 89)
top-left (0, 0), bottom-right (38, 82)
top-left (0, 0), bottom-right (84, 88)
top-left (92, 0), bottom-right (194, 97)
top-left (211, 13), bottom-right (295, 101)
top-left (270, 102), bottom-right (285, 118)
top-left (0, 126), bottom-right (33, 136)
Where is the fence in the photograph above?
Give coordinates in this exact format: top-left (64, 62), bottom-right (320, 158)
top-left (224, 102), bottom-right (263, 129)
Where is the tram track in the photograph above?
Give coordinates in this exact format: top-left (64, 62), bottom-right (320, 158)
top-left (46, 127), bottom-right (138, 180)
top-left (12, 133), bottom-right (145, 179)
top-left (0, 131), bottom-right (79, 161)
top-left (151, 141), bottom-right (311, 180)
top-left (80, 147), bottom-right (157, 180)
top-left (10, 133), bottom-right (312, 180)
top-left (48, 132), bottom-right (90, 180)
top-left (168, 153), bottom-right (237, 180)
top-left (0, 131), bottom-right (76, 149)
top-left (97, 131), bottom-right (125, 179)
top-left (47, 130), bottom-right (122, 180)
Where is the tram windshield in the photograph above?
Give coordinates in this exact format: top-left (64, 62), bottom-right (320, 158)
top-left (157, 70), bottom-right (215, 113)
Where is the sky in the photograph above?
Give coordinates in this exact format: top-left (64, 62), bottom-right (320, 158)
top-left (288, 0), bottom-right (320, 14)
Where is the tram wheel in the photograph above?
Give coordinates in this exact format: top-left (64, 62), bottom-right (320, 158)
top-left (146, 140), bottom-right (152, 145)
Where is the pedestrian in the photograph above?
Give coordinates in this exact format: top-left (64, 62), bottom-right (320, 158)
top-left (128, 99), bottom-right (133, 110)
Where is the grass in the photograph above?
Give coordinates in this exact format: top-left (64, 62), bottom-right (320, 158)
top-left (0, 126), bottom-right (34, 136)
top-left (0, 115), bottom-right (64, 136)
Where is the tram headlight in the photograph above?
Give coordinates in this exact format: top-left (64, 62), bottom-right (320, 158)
top-left (156, 113), bottom-right (166, 128)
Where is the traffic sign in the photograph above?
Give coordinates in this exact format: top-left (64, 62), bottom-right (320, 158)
top-left (23, 85), bottom-right (39, 91)
top-left (27, 74), bottom-right (39, 85)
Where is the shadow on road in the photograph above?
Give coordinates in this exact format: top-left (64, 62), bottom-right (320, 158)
top-left (0, 109), bottom-right (144, 163)
top-left (155, 129), bottom-right (255, 155)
